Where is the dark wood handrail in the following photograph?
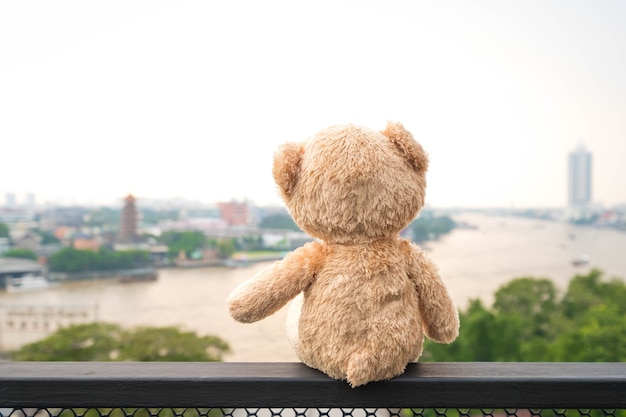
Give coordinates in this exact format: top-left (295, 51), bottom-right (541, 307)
top-left (1, 362), bottom-right (626, 409)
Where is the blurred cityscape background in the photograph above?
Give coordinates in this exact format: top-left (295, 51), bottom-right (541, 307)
top-left (1, 1), bottom-right (625, 364)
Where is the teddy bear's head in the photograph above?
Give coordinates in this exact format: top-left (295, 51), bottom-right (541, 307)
top-left (273, 121), bottom-right (429, 244)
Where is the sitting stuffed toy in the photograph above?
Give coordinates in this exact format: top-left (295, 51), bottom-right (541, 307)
top-left (227, 121), bottom-right (459, 387)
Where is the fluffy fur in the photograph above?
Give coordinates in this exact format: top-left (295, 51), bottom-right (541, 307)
top-left (227, 121), bottom-right (459, 387)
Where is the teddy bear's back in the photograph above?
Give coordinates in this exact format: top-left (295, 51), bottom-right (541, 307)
top-left (294, 238), bottom-right (425, 383)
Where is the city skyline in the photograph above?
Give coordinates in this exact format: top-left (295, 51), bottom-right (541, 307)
top-left (2, 142), bottom-right (621, 211)
top-left (2, 145), bottom-right (621, 210)
top-left (2, 1), bottom-right (626, 209)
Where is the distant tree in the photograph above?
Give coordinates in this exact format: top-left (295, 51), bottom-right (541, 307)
top-left (0, 222), bottom-right (9, 239)
top-left (158, 231), bottom-right (207, 259)
top-left (32, 228), bottom-right (60, 245)
top-left (236, 235), bottom-right (264, 251)
top-left (48, 247), bottom-right (150, 273)
top-left (409, 214), bottom-right (456, 242)
top-left (141, 209), bottom-right (179, 225)
top-left (259, 214), bottom-right (300, 231)
top-left (570, 213), bottom-right (600, 225)
top-left (208, 238), bottom-right (236, 259)
top-left (2, 248), bottom-right (38, 260)
top-left (12, 323), bottom-right (230, 362)
top-left (48, 247), bottom-right (93, 273)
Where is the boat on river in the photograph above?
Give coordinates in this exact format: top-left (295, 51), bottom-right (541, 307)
top-left (6, 273), bottom-right (54, 293)
top-left (118, 268), bottom-right (158, 283)
top-left (572, 254), bottom-right (591, 267)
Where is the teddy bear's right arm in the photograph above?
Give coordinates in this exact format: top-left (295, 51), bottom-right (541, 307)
top-left (227, 241), bottom-right (325, 323)
top-left (404, 242), bottom-right (459, 344)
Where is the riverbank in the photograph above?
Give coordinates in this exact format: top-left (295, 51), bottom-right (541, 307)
top-left (48, 267), bottom-right (158, 282)
top-left (45, 251), bottom-right (287, 281)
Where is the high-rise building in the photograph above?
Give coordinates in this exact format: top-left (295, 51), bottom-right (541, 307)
top-left (118, 194), bottom-right (139, 243)
top-left (25, 193), bottom-right (36, 210)
top-left (5, 193), bottom-right (16, 208)
top-left (568, 145), bottom-right (592, 209)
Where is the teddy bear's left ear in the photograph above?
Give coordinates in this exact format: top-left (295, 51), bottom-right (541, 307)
top-left (382, 121), bottom-right (429, 174)
top-left (272, 142), bottom-right (304, 200)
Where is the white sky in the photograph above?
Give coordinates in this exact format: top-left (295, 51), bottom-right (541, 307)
top-left (1, 1), bottom-right (625, 209)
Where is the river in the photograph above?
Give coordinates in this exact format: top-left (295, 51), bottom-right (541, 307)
top-left (1, 213), bottom-right (625, 361)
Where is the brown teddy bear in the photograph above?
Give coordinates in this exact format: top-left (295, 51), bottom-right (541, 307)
top-left (227, 121), bottom-right (459, 387)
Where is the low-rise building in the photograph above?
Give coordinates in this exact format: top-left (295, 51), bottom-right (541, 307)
top-left (0, 257), bottom-right (46, 289)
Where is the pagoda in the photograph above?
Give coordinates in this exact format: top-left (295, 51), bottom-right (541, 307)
top-left (118, 194), bottom-right (139, 243)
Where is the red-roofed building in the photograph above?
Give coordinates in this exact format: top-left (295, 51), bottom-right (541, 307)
top-left (218, 201), bottom-right (250, 226)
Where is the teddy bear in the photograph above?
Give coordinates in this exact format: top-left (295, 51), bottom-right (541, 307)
top-left (227, 121), bottom-right (459, 387)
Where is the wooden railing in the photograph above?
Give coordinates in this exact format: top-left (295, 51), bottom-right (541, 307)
top-left (1, 362), bottom-right (626, 415)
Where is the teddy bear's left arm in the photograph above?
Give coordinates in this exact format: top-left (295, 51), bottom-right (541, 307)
top-left (403, 241), bottom-right (460, 344)
top-left (227, 240), bottom-right (325, 323)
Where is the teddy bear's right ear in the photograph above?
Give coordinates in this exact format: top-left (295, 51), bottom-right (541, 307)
top-left (382, 121), bottom-right (429, 174)
top-left (272, 142), bottom-right (304, 200)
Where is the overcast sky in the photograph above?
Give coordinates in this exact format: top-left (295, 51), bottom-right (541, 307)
top-left (1, 1), bottom-right (625, 209)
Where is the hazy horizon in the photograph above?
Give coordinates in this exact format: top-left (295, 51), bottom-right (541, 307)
top-left (2, 1), bottom-right (625, 209)
top-left (0, 192), bottom-right (618, 212)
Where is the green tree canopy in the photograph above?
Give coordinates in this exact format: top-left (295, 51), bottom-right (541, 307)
top-left (493, 277), bottom-right (558, 340)
top-left (550, 269), bottom-right (626, 361)
top-left (12, 323), bottom-right (230, 362)
top-left (423, 269), bottom-right (626, 363)
top-left (258, 213), bottom-right (300, 231)
top-left (122, 326), bottom-right (230, 361)
top-left (560, 269), bottom-right (626, 320)
top-left (214, 238), bottom-right (236, 259)
top-left (0, 222), bottom-right (10, 239)
top-left (48, 247), bottom-right (151, 273)
top-left (158, 231), bottom-right (207, 259)
top-left (2, 248), bottom-right (38, 260)
top-left (409, 214), bottom-right (456, 242)
top-left (33, 228), bottom-right (61, 245)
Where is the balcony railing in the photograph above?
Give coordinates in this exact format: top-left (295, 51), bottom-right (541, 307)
top-left (1, 362), bottom-right (626, 417)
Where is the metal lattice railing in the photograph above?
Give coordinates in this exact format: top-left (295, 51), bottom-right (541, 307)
top-left (1, 363), bottom-right (626, 417)
top-left (3, 409), bottom-right (626, 417)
